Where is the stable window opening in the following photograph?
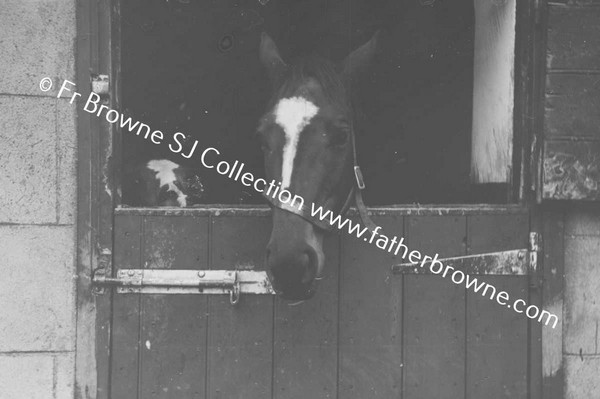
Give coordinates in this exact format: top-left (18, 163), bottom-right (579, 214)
top-left (119, 0), bottom-right (518, 207)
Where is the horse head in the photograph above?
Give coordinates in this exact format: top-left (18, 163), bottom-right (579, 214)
top-left (258, 32), bottom-right (378, 300)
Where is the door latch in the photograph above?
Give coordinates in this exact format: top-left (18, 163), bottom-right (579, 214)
top-left (92, 269), bottom-right (275, 304)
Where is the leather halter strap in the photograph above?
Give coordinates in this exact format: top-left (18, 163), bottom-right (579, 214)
top-left (263, 127), bottom-right (378, 233)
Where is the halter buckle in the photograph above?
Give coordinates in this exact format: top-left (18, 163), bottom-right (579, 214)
top-left (354, 166), bottom-right (366, 190)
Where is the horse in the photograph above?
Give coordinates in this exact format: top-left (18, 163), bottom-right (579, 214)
top-left (122, 159), bottom-right (205, 207)
top-left (258, 32), bottom-right (378, 300)
top-left (122, 32), bottom-right (377, 300)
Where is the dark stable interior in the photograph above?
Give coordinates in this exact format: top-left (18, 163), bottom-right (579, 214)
top-left (120, 0), bottom-right (509, 206)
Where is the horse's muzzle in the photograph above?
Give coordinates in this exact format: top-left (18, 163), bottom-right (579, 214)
top-left (267, 269), bottom-right (319, 301)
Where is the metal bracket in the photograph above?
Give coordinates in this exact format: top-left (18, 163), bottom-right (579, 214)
top-left (392, 232), bottom-right (541, 276)
top-left (92, 269), bottom-right (274, 304)
top-left (354, 166), bottom-right (366, 190)
top-left (92, 250), bottom-right (112, 295)
top-left (529, 231), bottom-right (541, 289)
top-left (529, 232), bottom-right (539, 272)
top-left (91, 74), bottom-right (110, 98)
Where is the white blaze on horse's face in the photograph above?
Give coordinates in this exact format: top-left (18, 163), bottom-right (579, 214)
top-left (147, 159), bottom-right (188, 207)
top-left (274, 96), bottom-right (319, 189)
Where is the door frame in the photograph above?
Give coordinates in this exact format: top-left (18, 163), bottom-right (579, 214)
top-left (74, 1), bottom-right (551, 398)
top-left (74, 0), bottom-right (118, 397)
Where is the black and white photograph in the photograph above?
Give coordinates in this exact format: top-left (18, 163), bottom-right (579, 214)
top-left (1, 0), bottom-right (599, 398)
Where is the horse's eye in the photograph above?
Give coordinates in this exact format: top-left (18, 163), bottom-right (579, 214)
top-left (329, 128), bottom-right (349, 147)
top-left (255, 132), bottom-right (272, 153)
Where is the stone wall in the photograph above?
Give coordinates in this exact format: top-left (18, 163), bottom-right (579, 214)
top-left (0, 1), bottom-right (77, 398)
top-left (564, 209), bottom-right (600, 398)
top-left (544, 1), bottom-right (600, 397)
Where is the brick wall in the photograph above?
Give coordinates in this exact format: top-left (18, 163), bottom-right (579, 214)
top-left (0, 1), bottom-right (77, 398)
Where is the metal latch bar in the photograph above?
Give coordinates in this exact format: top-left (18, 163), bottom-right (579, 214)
top-left (93, 269), bottom-right (275, 303)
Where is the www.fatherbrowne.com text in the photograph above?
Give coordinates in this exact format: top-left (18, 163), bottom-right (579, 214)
top-left (53, 78), bottom-right (559, 329)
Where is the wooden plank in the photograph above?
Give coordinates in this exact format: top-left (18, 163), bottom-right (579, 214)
top-left (139, 216), bottom-right (209, 398)
top-left (513, 0), bottom-right (540, 204)
top-left (471, 0), bottom-right (516, 183)
top-left (338, 216), bottom-right (403, 399)
top-left (272, 234), bottom-right (340, 399)
top-left (550, 0), bottom-right (600, 5)
top-left (404, 216), bottom-right (466, 399)
top-left (466, 277), bottom-right (529, 399)
top-left (74, 0), bottom-right (116, 397)
top-left (544, 74), bottom-right (600, 139)
top-left (542, 209), bottom-right (565, 399)
top-left (547, 7), bottom-right (600, 71)
top-left (468, 214), bottom-right (529, 254)
top-left (466, 214), bottom-right (529, 399)
top-left (115, 205), bottom-right (529, 217)
top-left (74, 1), bottom-right (98, 390)
top-left (110, 214), bottom-right (142, 399)
top-left (528, 213), bottom-right (543, 399)
top-left (95, 1), bottom-right (117, 395)
top-left (207, 215), bottom-right (274, 399)
top-left (543, 140), bottom-right (600, 201)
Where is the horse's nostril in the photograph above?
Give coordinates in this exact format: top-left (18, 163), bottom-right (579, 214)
top-left (301, 249), bottom-right (318, 284)
top-left (266, 242), bottom-right (322, 298)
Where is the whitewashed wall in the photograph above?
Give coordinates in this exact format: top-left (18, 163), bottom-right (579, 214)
top-left (0, 1), bottom-right (77, 398)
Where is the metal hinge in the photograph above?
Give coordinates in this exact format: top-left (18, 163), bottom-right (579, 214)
top-left (529, 231), bottom-right (541, 289)
top-left (91, 74), bottom-right (110, 98)
top-left (92, 269), bottom-right (275, 305)
top-left (392, 232), bottom-right (541, 276)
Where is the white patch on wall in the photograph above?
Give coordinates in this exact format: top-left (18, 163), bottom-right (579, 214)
top-left (147, 159), bottom-right (188, 207)
top-left (471, 0), bottom-right (516, 183)
top-left (274, 96), bottom-right (319, 188)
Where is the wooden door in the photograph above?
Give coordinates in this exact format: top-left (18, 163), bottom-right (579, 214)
top-left (107, 206), bottom-right (536, 399)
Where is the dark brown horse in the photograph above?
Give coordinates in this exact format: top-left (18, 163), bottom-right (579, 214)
top-left (258, 32), bottom-right (378, 300)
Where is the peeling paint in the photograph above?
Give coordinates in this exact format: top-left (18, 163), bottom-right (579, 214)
top-left (543, 145), bottom-right (600, 201)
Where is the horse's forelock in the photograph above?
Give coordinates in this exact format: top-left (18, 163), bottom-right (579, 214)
top-left (270, 56), bottom-right (349, 110)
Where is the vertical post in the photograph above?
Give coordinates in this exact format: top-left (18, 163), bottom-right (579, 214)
top-left (74, 0), bottom-right (116, 398)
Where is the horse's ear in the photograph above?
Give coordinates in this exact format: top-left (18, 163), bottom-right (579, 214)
top-left (341, 31), bottom-right (379, 85)
top-left (259, 32), bottom-right (287, 85)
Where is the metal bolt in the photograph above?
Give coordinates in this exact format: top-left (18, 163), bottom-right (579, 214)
top-left (198, 271), bottom-right (205, 278)
top-left (518, 251), bottom-right (525, 260)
